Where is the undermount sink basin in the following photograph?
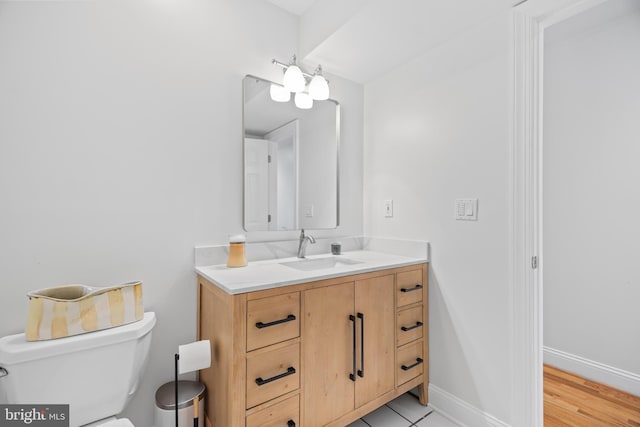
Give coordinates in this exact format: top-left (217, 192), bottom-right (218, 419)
top-left (280, 256), bottom-right (363, 271)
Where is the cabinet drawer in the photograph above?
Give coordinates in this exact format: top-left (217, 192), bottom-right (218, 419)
top-left (247, 293), bottom-right (300, 351)
top-left (397, 306), bottom-right (424, 347)
top-left (397, 341), bottom-right (424, 386)
top-left (247, 342), bottom-right (300, 409)
top-left (246, 394), bottom-right (299, 427)
top-left (396, 270), bottom-right (423, 307)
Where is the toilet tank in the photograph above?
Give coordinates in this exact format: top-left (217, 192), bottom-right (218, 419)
top-left (0, 312), bottom-right (156, 427)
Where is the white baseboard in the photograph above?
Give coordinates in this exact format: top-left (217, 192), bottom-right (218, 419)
top-left (544, 346), bottom-right (640, 396)
top-left (428, 384), bottom-right (510, 427)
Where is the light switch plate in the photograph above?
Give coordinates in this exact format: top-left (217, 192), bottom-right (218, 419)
top-left (384, 200), bottom-right (394, 218)
top-left (455, 199), bottom-right (478, 221)
top-left (305, 205), bottom-right (314, 218)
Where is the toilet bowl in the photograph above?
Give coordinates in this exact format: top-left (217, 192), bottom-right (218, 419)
top-left (104, 421), bottom-right (133, 427)
top-left (86, 417), bottom-right (134, 427)
top-left (0, 312), bottom-right (156, 427)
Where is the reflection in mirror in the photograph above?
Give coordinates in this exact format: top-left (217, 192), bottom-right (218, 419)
top-left (243, 75), bottom-right (340, 232)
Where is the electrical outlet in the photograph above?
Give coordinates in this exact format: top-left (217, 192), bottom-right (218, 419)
top-left (384, 200), bottom-right (393, 218)
top-left (305, 205), bottom-right (314, 218)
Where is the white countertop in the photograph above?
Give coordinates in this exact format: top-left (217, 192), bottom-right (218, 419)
top-left (195, 250), bottom-right (427, 295)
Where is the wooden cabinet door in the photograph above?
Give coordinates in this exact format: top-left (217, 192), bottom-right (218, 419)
top-left (354, 274), bottom-right (395, 408)
top-left (303, 282), bottom-right (355, 427)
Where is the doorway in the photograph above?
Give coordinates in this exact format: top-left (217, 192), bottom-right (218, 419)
top-left (510, 0), bottom-right (639, 425)
top-left (542, 0), bottom-right (640, 422)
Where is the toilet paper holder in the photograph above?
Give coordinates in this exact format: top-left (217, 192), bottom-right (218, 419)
top-left (174, 341), bottom-right (211, 427)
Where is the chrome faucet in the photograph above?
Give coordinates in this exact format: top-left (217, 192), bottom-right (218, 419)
top-left (297, 229), bottom-right (316, 258)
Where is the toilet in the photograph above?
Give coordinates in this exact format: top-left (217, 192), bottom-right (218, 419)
top-left (0, 312), bottom-right (156, 427)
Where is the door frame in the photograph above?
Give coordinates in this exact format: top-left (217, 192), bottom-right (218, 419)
top-left (510, 0), bottom-right (610, 425)
top-left (264, 119), bottom-right (300, 231)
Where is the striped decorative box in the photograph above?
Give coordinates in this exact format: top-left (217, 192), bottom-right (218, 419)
top-left (25, 281), bottom-right (144, 341)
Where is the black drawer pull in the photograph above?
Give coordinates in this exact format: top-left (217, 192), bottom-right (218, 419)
top-left (401, 357), bottom-right (424, 371)
top-left (357, 312), bottom-right (364, 378)
top-left (287, 421), bottom-right (295, 427)
top-left (256, 314), bottom-right (296, 329)
top-left (400, 284), bottom-right (423, 293)
top-left (349, 314), bottom-right (356, 382)
top-left (255, 366), bottom-right (296, 386)
top-left (401, 321), bottom-right (424, 332)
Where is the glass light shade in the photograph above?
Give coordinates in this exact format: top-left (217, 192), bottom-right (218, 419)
top-left (283, 65), bottom-right (306, 93)
top-left (294, 92), bottom-right (313, 109)
top-left (270, 84), bottom-right (291, 102)
top-left (308, 74), bottom-right (330, 100)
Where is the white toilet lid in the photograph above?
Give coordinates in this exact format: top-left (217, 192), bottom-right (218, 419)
top-left (97, 419), bottom-right (134, 427)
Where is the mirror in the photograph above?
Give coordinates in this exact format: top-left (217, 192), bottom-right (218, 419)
top-left (243, 75), bottom-right (340, 231)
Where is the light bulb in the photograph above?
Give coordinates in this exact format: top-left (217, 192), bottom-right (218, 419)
top-left (270, 84), bottom-right (290, 102)
top-left (309, 74), bottom-right (329, 100)
top-left (294, 92), bottom-right (313, 109)
top-left (283, 65), bottom-right (306, 93)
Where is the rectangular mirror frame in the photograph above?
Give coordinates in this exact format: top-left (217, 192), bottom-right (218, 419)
top-left (242, 74), bottom-right (341, 232)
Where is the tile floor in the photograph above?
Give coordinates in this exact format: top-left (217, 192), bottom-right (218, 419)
top-left (346, 392), bottom-right (460, 427)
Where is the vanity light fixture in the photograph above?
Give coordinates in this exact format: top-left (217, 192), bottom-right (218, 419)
top-left (294, 91), bottom-right (313, 109)
top-left (269, 83), bottom-right (291, 102)
top-left (308, 65), bottom-right (329, 100)
top-left (282, 58), bottom-right (306, 93)
top-left (272, 54), bottom-right (330, 107)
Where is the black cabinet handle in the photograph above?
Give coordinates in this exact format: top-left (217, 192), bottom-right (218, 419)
top-left (287, 421), bottom-right (295, 427)
top-left (349, 314), bottom-right (356, 382)
top-left (357, 312), bottom-right (364, 378)
top-left (401, 357), bottom-right (424, 371)
top-left (401, 321), bottom-right (424, 332)
top-left (255, 366), bottom-right (296, 386)
top-left (256, 314), bottom-right (296, 329)
top-left (400, 284), bottom-right (423, 293)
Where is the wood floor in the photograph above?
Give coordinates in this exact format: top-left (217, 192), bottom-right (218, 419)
top-left (544, 364), bottom-right (640, 426)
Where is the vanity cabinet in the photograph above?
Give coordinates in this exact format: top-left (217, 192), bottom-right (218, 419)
top-left (303, 274), bottom-right (395, 427)
top-left (197, 263), bottom-right (428, 427)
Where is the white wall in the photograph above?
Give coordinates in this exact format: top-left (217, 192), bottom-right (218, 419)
top-left (0, 1), bottom-right (363, 425)
top-left (543, 4), bottom-right (640, 374)
top-left (298, 99), bottom-right (338, 229)
top-left (364, 13), bottom-right (512, 424)
top-left (275, 137), bottom-right (296, 230)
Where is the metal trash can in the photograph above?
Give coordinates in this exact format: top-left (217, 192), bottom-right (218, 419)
top-left (155, 380), bottom-right (205, 427)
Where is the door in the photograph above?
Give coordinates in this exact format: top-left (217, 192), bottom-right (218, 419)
top-left (355, 274), bottom-right (395, 407)
top-left (244, 138), bottom-right (270, 231)
top-left (264, 120), bottom-right (298, 230)
top-left (303, 282), bottom-right (355, 427)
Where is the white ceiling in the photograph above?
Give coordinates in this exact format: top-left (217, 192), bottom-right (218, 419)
top-left (546, 0), bottom-right (640, 45)
top-left (265, 0), bottom-right (319, 16)
top-left (265, 0), bottom-right (522, 84)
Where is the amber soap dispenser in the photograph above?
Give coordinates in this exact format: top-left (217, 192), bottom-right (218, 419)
top-left (226, 234), bottom-right (248, 268)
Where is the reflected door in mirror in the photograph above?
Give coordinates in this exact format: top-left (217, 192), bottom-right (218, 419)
top-left (244, 138), bottom-right (270, 231)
